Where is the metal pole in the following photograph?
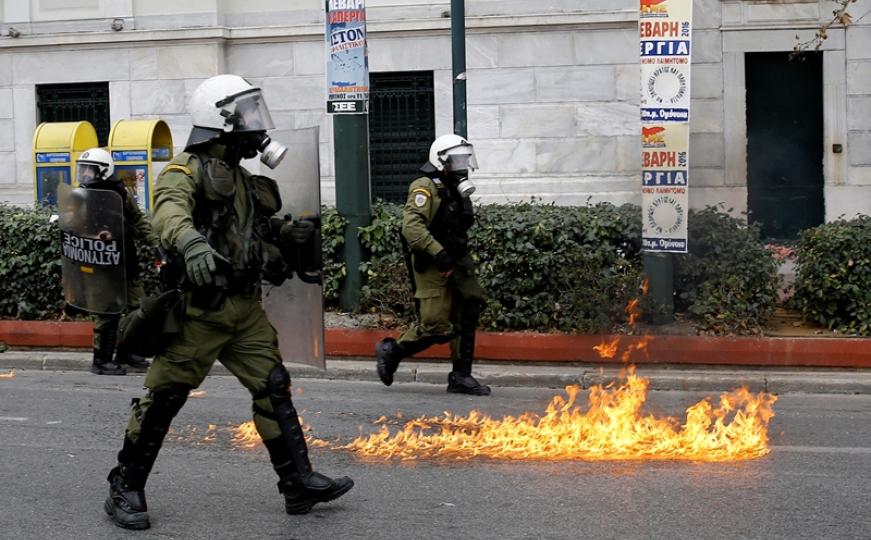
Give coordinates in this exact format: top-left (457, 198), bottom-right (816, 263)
top-left (643, 252), bottom-right (674, 324)
top-left (333, 114), bottom-right (371, 311)
top-left (451, 0), bottom-right (467, 138)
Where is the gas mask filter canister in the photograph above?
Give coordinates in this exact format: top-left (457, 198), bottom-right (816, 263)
top-left (456, 178), bottom-right (476, 198)
top-left (258, 135), bottom-right (288, 169)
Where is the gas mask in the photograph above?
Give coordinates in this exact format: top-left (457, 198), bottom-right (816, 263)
top-left (443, 153), bottom-right (477, 199)
top-left (210, 83), bottom-right (287, 169)
top-left (221, 131), bottom-right (288, 169)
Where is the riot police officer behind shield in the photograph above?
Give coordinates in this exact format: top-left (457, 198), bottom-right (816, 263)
top-left (102, 75), bottom-right (353, 530)
top-left (375, 134), bottom-right (491, 396)
top-left (75, 148), bottom-right (157, 375)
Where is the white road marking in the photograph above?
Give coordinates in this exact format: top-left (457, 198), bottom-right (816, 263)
top-left (772, 445), bottom-right (871, 455)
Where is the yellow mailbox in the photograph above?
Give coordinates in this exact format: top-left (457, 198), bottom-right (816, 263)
top-left (108, 119), bottom-right (174, 211)
top-left (32, 121), bottom-right (99, 205)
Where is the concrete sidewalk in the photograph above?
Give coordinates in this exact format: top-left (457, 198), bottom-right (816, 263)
top-left (3, 349), bottom-right (871, 395)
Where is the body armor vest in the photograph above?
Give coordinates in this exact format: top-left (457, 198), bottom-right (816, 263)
top-left (431, 182), bottom-right (475, 260)
top-left (190, 154), bottom-right (266, 286)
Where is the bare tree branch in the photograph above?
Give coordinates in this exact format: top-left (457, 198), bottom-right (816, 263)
top-left (792, 0), bottom-right (857, 60)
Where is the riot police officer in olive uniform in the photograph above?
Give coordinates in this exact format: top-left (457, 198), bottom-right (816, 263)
top-left (375, 134), bottom-right (491, 396)
top-left (102, 75), bottom-right (353, 530)
top-left (75, 148), bottom-right (158, 376)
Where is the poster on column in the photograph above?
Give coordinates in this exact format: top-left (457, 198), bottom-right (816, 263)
top-left (325, 0), bottom-right (369, 114)
top-left (640, 0), bottom-right (692, 253)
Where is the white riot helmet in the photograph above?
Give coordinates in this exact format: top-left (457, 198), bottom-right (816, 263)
top-left (186, 74), bottom-right (287, 168)
top-left (76, 148), bottom-right (114, 186)
top-left (427, 134), bottom-right (478, 198)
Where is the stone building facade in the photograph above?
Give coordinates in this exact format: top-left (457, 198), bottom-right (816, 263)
top-left (0, 0), bottom-right (868, 232)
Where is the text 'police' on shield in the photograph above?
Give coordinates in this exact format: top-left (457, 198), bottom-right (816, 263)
top-left (62, 231), bottom-right (121, 266)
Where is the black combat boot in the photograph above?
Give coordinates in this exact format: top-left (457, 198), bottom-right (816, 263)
top-left (90, 320), bottom-right (126, 376)
top-left (376, 336), bottom-right (449, 386)
top-left (375, 338), bottom-right (402, 386)
top-left (115, 343), bottom-right (150, 373)
top-left (267, 365), bottom-right (353, 513)
top-left (447, 300), bottom-right (490, 396)
top-left (263, 436), bottom-right (354, 514)
top-left (105, 386), bottom-right (190, 530)
top-left (105, 463), bottom-right (150, 530)
top-left (447, 371), bottom-right (491, 395)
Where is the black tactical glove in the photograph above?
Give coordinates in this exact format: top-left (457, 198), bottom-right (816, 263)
top-left (280, 219), bottom-right (316, 245)
top-left (176, 230), bottom-right (217, 287)
top-left (434, 250), bottom-right (454, 273)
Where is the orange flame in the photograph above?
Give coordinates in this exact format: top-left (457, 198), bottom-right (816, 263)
top-left (343, 368), bottom-right (776, 462)
top-left (0, 369), bottom-right (15, 379)
top-left (620, 336), bottom-right (651, 363)
top-left (189, 390), bottom-right (206, 398)
top-left (340, 282), bottom-right (777, 463)
top-left (229, 418), bottom-right (330, 450)
top-left (593, 337), bottom-right (620, 359)
top-left (203, 424), bottom-right (218, 444)
top-left (626, 298), bottom-right (642, 326)
top-left (231, 421), bottom-right (261, 450)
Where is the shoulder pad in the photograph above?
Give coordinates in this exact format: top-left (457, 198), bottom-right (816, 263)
top-left (160, 153), bottom-right (199, 177)
top-left (163, 164), bottom-right (193, 176)
top-left (408, 176), bottom-right (436, 192)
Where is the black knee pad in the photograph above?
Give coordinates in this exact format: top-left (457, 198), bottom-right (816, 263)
top-left (267, 364), bottom-right (291, 399)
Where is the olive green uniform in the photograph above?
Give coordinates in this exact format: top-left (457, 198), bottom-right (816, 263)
top-left (124, 145), bottom-right (289, 443)
top-left (397, 176), bottom-right (484, 359)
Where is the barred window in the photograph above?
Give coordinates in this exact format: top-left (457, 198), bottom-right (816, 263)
top-left (368, 71), bottom-right (435, 203)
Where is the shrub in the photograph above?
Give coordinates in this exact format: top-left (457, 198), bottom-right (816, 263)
top-left (0, 204), bottom-right (65, 319)
top-left (0, 200), bottom-right (780, 336)
top-left (357, 200), bottom-right (645, 333)
top-left (791, 215), bottom-right (871, 335)
top-left (472, 201), bottom-right (643, 332)
top-left (673, 207), bottom-right (780, 335)
top-left (321, 207), bottom-right (347, 306)
top-left (357, 202), bottom-right (414, 323)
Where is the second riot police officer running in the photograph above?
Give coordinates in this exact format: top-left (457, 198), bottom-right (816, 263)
top-left (102, 75), bottom-right (353, 530)
top-left (375, 134), bottom-right (491, 396)
top-left (73, 148), bottom-right (157, 376)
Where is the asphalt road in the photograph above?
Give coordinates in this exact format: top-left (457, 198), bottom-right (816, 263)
top-left (1, 371), bottom-right (870, 540)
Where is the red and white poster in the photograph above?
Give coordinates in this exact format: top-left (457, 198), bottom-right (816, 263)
top-left (640, 0), bottom-right (692, 253)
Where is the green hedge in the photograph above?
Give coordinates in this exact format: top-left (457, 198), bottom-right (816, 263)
top-left (673, 207), bottom-right (780, 335)
top-left (472, 202), bottom-right (643, 332)
top-left (321, 207), bottom-right (347, 305)
top-left (355, 201), bottom-right (645, 332)
top-left (791, 216), bottom-right (871, 335)
top-left (352, 201), bottom-right (779, 335)
top-left (0, 204), bottom-right (64, 319)
top-left (0, 201), bottom-right (781, 335)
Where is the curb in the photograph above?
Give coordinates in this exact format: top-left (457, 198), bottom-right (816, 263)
top-left (5, 321), bottom-right (871, 368)
top-left (3, 352), bottom-right (871, 395)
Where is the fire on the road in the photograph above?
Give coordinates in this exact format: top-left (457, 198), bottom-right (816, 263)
top-left (343, 368), bottom-right (776, 462)
top-left (0, 369), bottom-right (15, 379)
top-left (230, 418), bottom-right (330, 450)
top-left (343, 285), bottom-right (777, 463)
top-left (231, 420), bottom-right (261, 449)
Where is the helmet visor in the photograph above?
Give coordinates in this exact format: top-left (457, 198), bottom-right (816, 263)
top-left (224, 89), bottom-right (275, 132)
top-left (443, 144), bottom-right (478, 172)
top-left (76, 163), bottom-right (104, 186)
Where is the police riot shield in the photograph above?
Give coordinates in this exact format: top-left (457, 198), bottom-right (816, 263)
top-left (57, 184), bottom-right (127, 315)
top-left (261, 127), bottom-right (325, 369)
